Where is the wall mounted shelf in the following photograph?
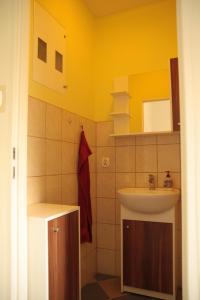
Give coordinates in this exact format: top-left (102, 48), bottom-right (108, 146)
top-left (110, 91), bottom-right (130, 97)
top-left (110, 81), bottom-right (131, 134)
top-left (110, 131), bottom-right (174, 137)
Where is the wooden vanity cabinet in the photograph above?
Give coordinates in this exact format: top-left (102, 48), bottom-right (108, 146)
top-left (28, 204), bottom-right (80, 300)
top-left (170, 57), bottom-right (180, 131)
top-left (123, 220), bottom-right (173, 294)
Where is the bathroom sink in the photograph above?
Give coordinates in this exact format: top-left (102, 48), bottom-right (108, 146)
top-left (117, 187), bottom-right (180, 214)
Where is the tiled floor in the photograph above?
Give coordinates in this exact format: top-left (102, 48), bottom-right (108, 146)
top-left (82, 274), bottom-right (159, 300)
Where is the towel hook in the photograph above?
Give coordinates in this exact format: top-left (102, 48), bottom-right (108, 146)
top-left (81, 124), bottom-right (84, 131)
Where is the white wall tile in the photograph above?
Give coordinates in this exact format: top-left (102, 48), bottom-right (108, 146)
top-left (157, 133), bottom-right (180, 145)
top-left (28, 96), bottom-right (46, 137)
top-left (158, 144), bottom-right (181, 172)
top-left (136, 145), bottom-right (157, 172)
top-left (46, 175), bottom-right (61, 204)
top-left (116, 173), bottom-right (135, 191)
top-left (116, 146), bottom-right (135, 173)
top-left (61, 174), bottom-right (78, 205)
top-left (27, 137), bottom-right (46, 176)
top-left (136, 135), bottom-right (157, 145)
top-left (46, 104), bottom-right (62, 140)
top-left (97, 223), bottom-right (115, 250)
top-left (97, 121), bottom-right (115, 147)
top-left (97, 198), bottom-right (115, 224)
top-left (97, 173), bottom-right (115, 198)
top-left (97, 249), bottom-right (116, 275)
top-left (27, 176), bottom-right (46, 204)
top-left (115, 136), bottom-right (135, 146)
top-left (46, 140), bottom-right (61, 175)
top-left (61, 142), bottom-right (76, 174)
top-left (62, 110), bottom-right (75, 143)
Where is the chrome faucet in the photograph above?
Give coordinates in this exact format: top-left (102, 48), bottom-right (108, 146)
top-left (148, 174), bottom-right (155, 190)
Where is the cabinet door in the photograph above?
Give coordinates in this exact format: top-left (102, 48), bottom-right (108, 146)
top-left (48, 211), bottom-right (79, 300)
top-left (123, 220), bottom-right (173, 294)
top-left (170, 57), bottom-right (180, 131)
top-left (67, 211), bottom-right (79, 300)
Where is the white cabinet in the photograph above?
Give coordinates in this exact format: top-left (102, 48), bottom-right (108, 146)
top-left (28, 203), bottom-right (80, 300)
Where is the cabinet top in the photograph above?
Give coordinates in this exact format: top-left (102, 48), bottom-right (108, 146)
top-left (28, 203), bottom-right (79, 221)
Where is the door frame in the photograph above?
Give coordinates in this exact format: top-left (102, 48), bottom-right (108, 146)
top-left (10, 0), bottom-right (30, 299)
top-left (177, 0), bottom-right (200, 298)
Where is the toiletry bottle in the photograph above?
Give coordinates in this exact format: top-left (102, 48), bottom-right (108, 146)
top-left (163, 171), bottom-right (173, 188)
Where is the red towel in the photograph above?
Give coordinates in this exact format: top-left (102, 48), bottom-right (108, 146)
top-left (78, 131), bottom-right (92, 243)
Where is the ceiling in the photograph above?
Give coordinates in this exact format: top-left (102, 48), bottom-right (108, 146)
top-left (83, 0), bottom-right (164, 17)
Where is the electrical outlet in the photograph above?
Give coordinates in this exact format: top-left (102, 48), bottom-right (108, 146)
top-left (102, 157), bottom-right (110, 168)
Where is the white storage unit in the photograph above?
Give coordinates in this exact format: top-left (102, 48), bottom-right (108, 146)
top-left (110, 76), bottom-right (131, 134)
top-left (110, 111), bottom-right (131, 134)
top-left (28, 203), bottom-right (80, 300)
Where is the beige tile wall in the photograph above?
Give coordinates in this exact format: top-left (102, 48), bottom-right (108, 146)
top-left (27, 96), bottom-right (97, 286)
top-left (96, 121), bottom-right (182, 286)
top-left (28, 99), bottom-right (182, 287)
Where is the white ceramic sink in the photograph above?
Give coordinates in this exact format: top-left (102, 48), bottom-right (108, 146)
top-left (117, 187), bottom-right (180, 214)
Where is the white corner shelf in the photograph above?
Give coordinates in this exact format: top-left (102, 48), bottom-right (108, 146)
top-left (110, 88), bottom-right (131, 134)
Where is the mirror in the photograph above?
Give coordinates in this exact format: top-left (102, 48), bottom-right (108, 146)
top-left (111, 58), bottom-right (179, 135)
top-left (143, 99), bottom-right (172, 132)
top-left (129, 68), bottom-right (172, 133)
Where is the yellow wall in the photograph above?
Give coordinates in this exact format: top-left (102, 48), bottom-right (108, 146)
top-left (94, 0), bottom-right (177, 121)
top-left (29, 0), bottom-right (95, 120)
top-left (129, 69), bottom-right (170, 132)
top-left (29, 0), bottom-right (177, 122)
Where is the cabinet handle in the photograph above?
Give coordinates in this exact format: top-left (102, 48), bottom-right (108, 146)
top-left (52, 227), bottom-right (60, 233)
top-left (126, 225), bottom-right (130, 229)
top-left (178, 122), bottom-right (180, 126)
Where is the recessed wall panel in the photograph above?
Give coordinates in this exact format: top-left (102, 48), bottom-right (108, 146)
top-left (33, 1), bottom-right (67, 93)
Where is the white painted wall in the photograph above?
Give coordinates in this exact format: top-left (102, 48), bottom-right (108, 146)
top-left (177, 0), bottom-right (200, 299)
top-left (0, 2), bottom-right (15, 298)
top-left (0, 1), bottom-right (29, 299)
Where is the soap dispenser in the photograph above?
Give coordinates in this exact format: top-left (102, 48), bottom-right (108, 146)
top-left (163, 171), bottom-right (173, 188)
